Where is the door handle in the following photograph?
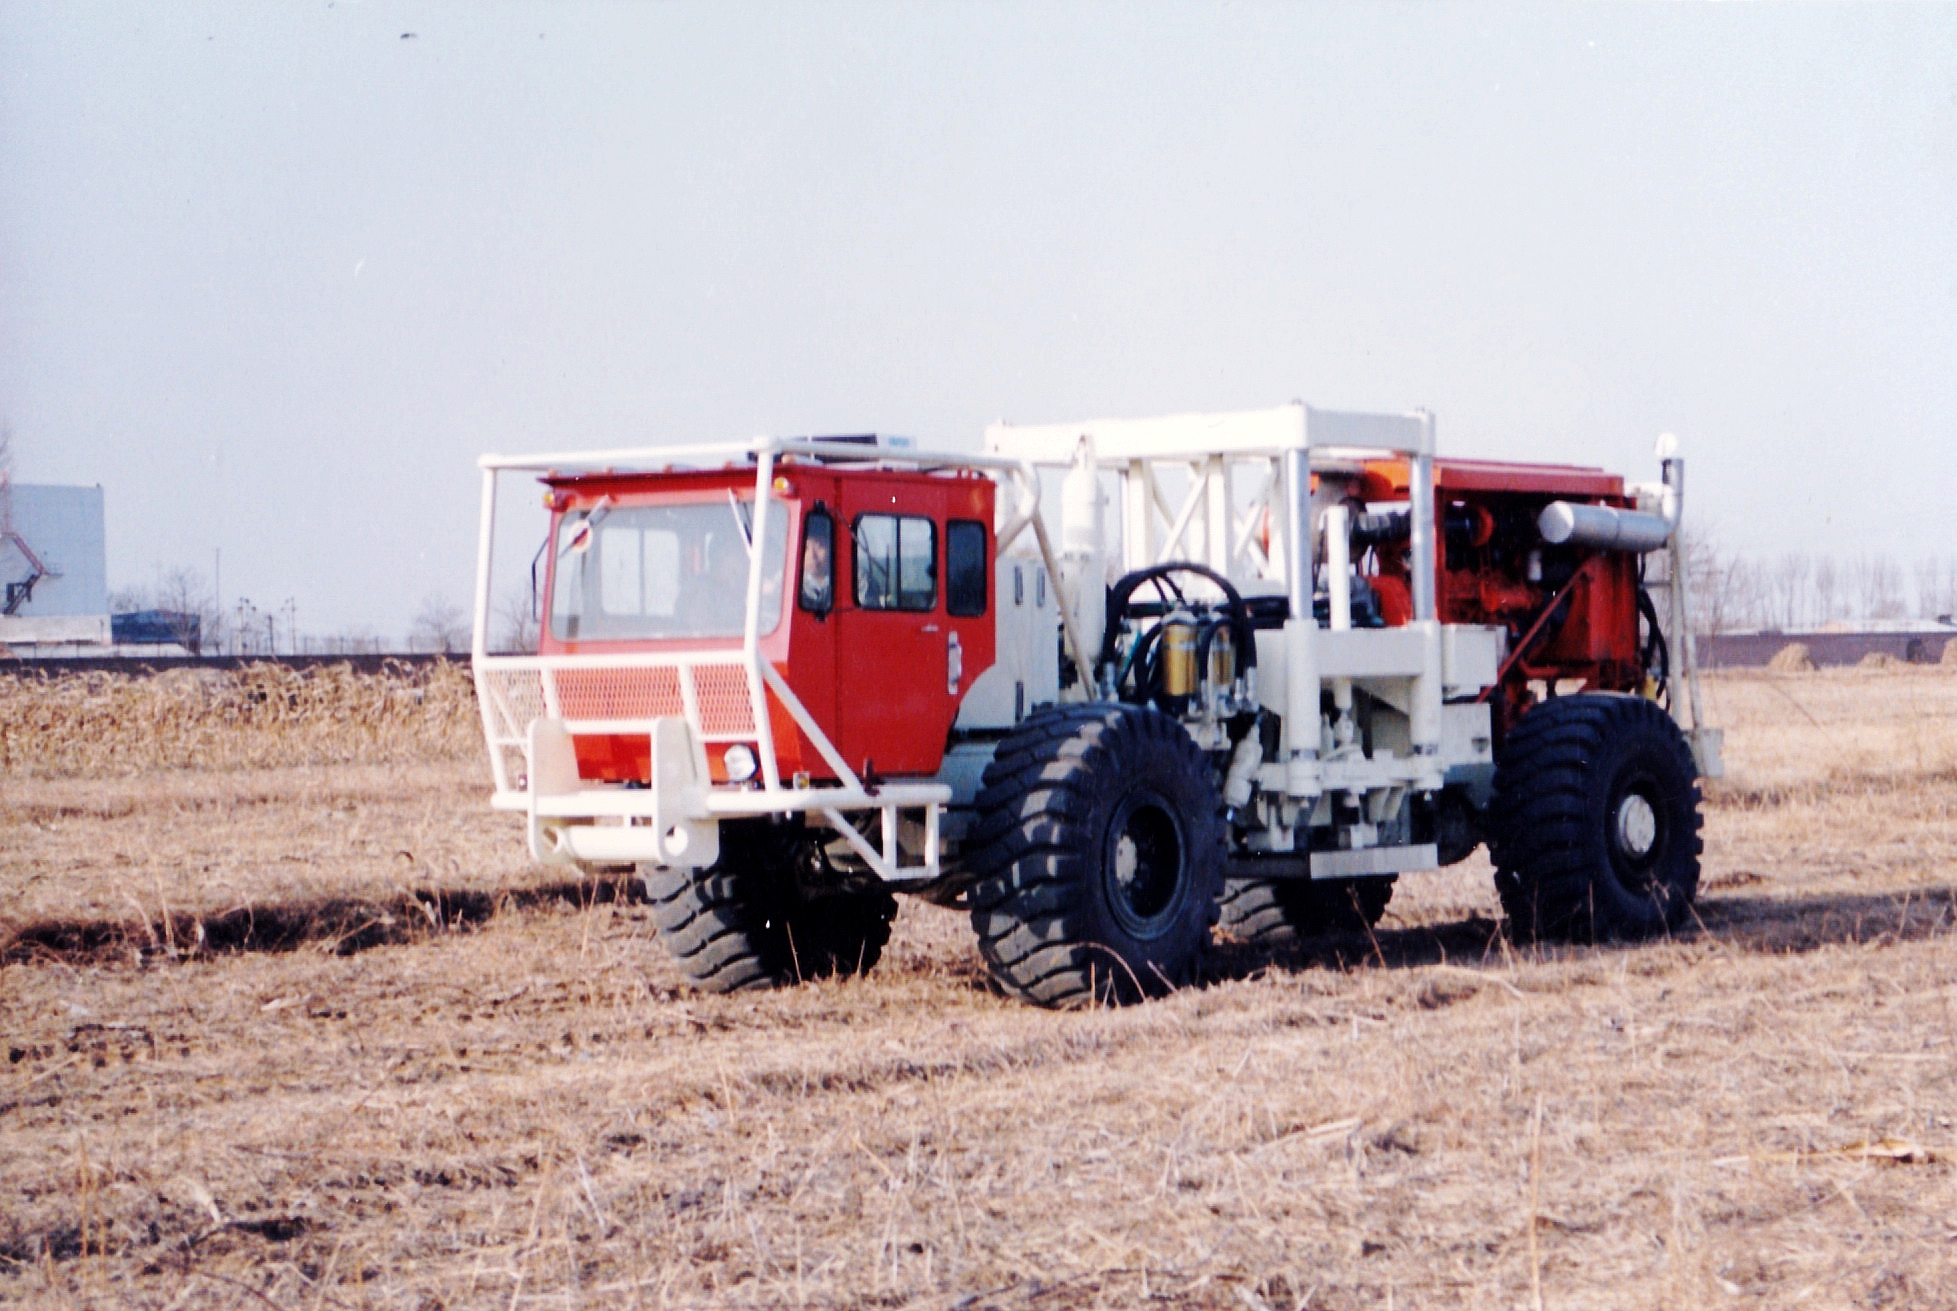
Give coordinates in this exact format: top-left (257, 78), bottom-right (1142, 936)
top-left (947, 631), bottom-right (963, 694)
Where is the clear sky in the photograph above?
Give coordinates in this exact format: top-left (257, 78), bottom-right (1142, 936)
top-left (3, 3), bottom-right (1953, 638)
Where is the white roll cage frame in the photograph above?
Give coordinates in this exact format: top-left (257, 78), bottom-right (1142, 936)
top-left (471, 436), bottom-right (1081, 881)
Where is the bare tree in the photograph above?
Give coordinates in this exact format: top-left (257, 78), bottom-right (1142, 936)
top-left (1849, 552), bottom-right (1906, 621)
top-left (1770, 553), bottom-right (1810, 631)
top-left (1683, 527), bottom-right (1762, 636)
top-left (409, 593), bottom-right (468, 654)
top-left (1810, 555), bottom-right (1839, 628)
top-left (494, 588), bottom-right (537, 653)
top-left (1683, 529), bottom-right (1723, 636)
top-left (106, 581), bottom-right (151, 613)
top-left (1913, 557), bottom-right (1957, 622)
top-left (315, 627), bottom-right (382, 655)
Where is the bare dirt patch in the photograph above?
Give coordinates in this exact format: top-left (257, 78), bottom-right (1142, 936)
top-left (4, 668), bottom-right (1955, 1308)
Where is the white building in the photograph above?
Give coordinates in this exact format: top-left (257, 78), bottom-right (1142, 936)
top-left (1, 484), bottom-right (111, 647)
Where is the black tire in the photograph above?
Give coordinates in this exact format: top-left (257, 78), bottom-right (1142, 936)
top-left (641, 820), bottom-right (896, 992)
top-left (967, 703), bottom-right (1224, 1006)
top-left (1489, 693), bottom-right (1702, 942)
top-left (1217, 875), bottom-right (1395, 946)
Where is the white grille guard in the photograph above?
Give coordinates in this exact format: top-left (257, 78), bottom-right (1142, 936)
top-left (474, 649), bottom-right (948, 879)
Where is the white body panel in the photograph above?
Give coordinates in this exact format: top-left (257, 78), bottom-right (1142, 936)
top-left (956, 556), bottom-right (1060, 731)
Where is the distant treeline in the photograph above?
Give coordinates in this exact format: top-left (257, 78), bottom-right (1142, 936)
top-left (1686, 541), bottom-right (1957, 635)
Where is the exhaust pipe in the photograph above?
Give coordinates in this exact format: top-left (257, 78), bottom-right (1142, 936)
top-left (1537, 500), bottom-right (1674, 552)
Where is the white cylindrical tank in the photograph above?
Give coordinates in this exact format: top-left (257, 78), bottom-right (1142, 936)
top-left (1059, 435), bottom-right (1107, 660)
top-left (1060, 436), bottom-right (1103, 556)
top-left (1538, 501), bottom-right (1673, 553)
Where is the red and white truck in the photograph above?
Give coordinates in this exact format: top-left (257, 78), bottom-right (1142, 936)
top-left (471, 406), bottom-right (1720, 1005)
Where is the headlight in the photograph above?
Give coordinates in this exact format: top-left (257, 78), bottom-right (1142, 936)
top-left (723, 744), bottom-right (758, 783)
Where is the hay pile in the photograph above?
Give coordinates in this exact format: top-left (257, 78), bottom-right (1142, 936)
top-left (0, 660), bottom-right (479, 778)
top-left (1859, 651), bottom-right (1904, 671)
top-left (1943, 637), bottom-right (1957, 667)
top-left (1766, 642), bottom-right (1815, 672)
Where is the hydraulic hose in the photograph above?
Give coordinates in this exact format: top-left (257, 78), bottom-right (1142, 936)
top-left (1100, 563), bottom-right (1258, 679)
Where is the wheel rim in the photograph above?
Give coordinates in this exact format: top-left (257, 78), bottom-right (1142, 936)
top-left (1614, 793), bottom-right (1657, 860)
top-left (1104, 793), bottom-right (1186, 938)
top-left (1606, 767), bottom-right (1669, 894)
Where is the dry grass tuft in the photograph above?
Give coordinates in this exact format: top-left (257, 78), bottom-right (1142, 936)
top-left (0, 661), bottom-right (478, 778)
top-left (5, 666), bottom-right (1957, 1308)
top-left (1766, 641), bottom-right (1814, 673)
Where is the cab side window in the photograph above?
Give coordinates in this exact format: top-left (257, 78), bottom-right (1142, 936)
top-left (854, 514), bottom-right (936, 611)
top-left (799, 507), bottom-right (835, 614)
top-left (946, 520), bottom-right (988, 616)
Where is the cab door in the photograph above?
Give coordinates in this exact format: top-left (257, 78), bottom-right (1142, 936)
top-left (833, 477), bottom-right (949, 778)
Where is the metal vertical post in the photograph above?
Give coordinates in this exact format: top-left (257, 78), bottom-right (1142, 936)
top-left (471, 465), bottom-right (503, 791)
top-left (1407, 415), bottom-right (1443, 782)
top-left (1665, 457), bottom-right (1706, 734)
top-left (745, 447), bottom-right (782, 792)
top-left (1282, 443), bottom-right (1321, 798)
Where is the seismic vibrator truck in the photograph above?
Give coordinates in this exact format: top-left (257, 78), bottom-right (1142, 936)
top-left (470, 404), bottom-right (1722, 1006)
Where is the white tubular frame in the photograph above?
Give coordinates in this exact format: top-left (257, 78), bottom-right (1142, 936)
top-left (985, 403), bottom-right (1442, 798)
top-left (472, 436), bottom-right (1049, 881)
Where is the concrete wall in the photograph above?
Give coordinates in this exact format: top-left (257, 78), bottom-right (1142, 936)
top-left (1699, 630), bottom-right (1957, 668)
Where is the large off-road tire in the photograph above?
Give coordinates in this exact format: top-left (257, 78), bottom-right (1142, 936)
top-left (641, 820), bottom-right (897, 992)
top-left (1489, 693), bottom-right (1702, 942)
top-left (967, 703), bottom-right (1225, 1006)
top-left (1216, 874), bottom-right (1395, 946)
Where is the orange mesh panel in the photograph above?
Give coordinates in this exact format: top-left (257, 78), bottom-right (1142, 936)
top-left (691, 663), bottom-right (759, 737)
top-left (551, 666), bottom-right (686, 721)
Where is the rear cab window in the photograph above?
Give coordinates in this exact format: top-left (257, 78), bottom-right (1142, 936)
top-left (946, 519), bottom-right (988, 616)
top-left (854, 514), bottom-right (936, 611)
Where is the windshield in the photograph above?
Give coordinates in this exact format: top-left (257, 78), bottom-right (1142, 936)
top-left (548, 497), bottom-right (786, 642)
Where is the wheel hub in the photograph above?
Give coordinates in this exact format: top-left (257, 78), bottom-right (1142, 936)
top-left (1106, 797), bottom-right (1184, 935)
top-left (1614, 793), bottom-right (1658, 860)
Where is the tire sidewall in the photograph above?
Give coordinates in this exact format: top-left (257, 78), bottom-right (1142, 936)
top-left (1575, 702), bottom-right (1699, 936)
top-left (1076, 711), bottom-right (1221, 991)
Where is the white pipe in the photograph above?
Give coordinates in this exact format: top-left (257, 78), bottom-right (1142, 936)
top-left (472, 467), bottom-right (497, 664)
top-left (1666, 456), bottom-right (1706, 734)
top-left (1326, 504), bottom-right (1352, 632)
top-left (1281, 446), bottom-right (1321, 797)
top-left (1325, 504), bottom-right (1355, 748)
top-left (1408, 450), bottom-right (1436, 623)
top-left (472, 466), bottom-right (503, 789)
top-left (1406, 440), bottom-right (1441, 782)
top-left (744, 451), bottom-right (781, 792)
top-left (479, 437), bottom-right (1038, 476)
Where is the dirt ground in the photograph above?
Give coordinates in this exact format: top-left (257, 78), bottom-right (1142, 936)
top-left (4, 667), bottom-right (1957, 1309)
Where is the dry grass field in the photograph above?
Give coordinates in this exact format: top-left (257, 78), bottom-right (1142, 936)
top-left (4, 663), bottom-right (1956, 1309)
